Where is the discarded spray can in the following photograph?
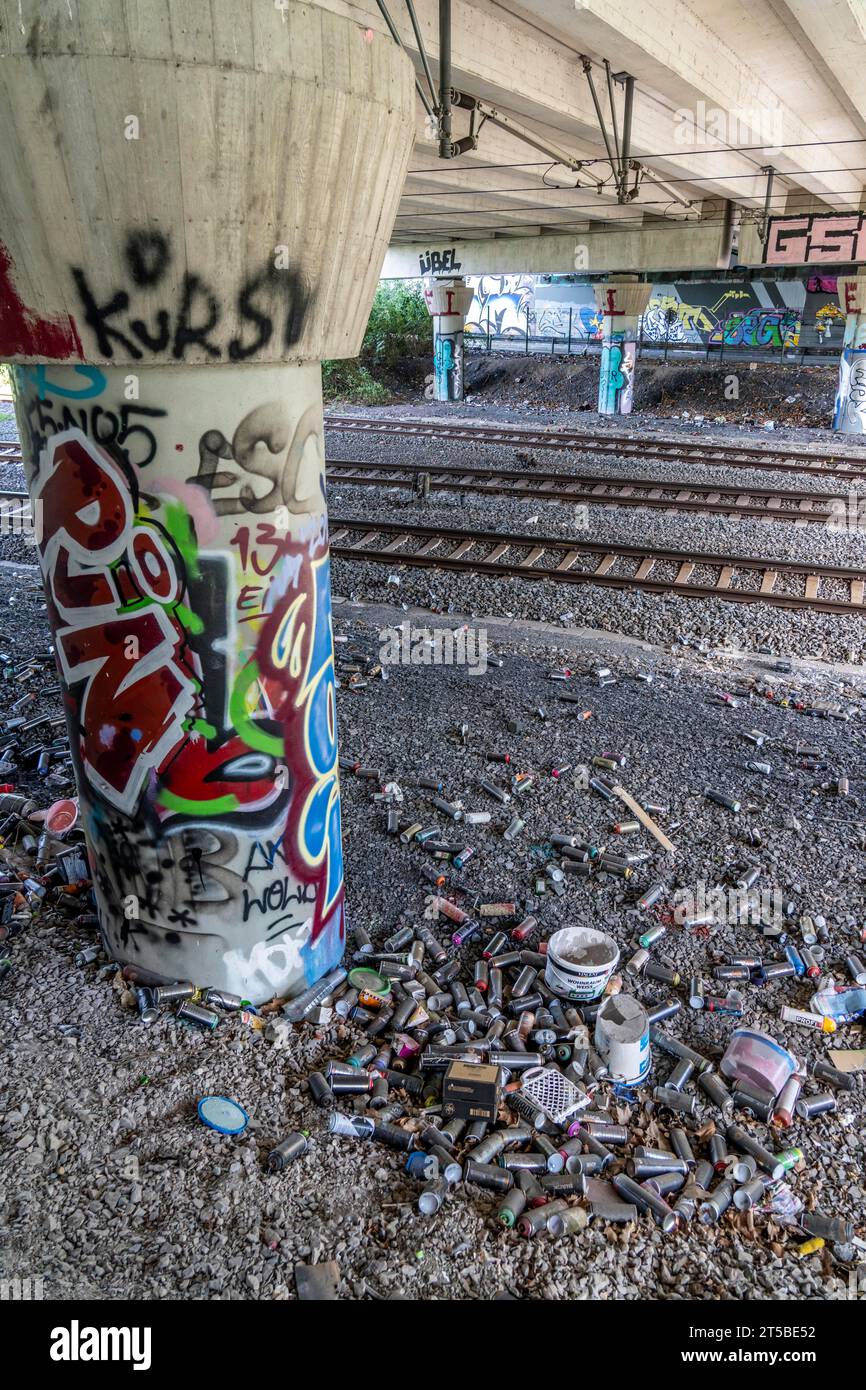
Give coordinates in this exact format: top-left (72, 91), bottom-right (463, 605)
top-left (795, 1092), bottom-right (836, 1120)
top-left (800, 1211), bottom-right (853, 1243)
top-left (463, 1159), bottom-right (513, 1193)
top-left (269, 1132), bottom-right (309, 1170)
top-left (176, 1000), bottom-right (219, 1031)
top-left (653, 1086), bottom-right (697, 1117)
top-left (638, 922), bottom-right (666, 949)
top-left (726, 1125), bottom-right (784, 1179)
top-left (516, 1199), bottom-right (569, 1238)
top-left (612, 1172), bottom-right (678, 1234)
top-left (202, 989), bottom-right (246, 1012)
top-left (698, 1178), bottom-right (735, 1224)
top-left (811, 1058), bottom-right (856, 1091)
top-left (417, 1178), bottom-right (449, 1216)
top-left (705, 790), bottom-right (741, 813)
top-left (328, 1112), bottom-right (375, 1140)
top-left (283, 968), bottom-right (348, 1023)
top-left (152, 981), bottom-right (196, 1006)
top-left (772, 1074), bottom-right (803, 1128)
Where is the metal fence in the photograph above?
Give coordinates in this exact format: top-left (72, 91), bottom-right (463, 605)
top-left (465, 313), bottom-right (841, 366)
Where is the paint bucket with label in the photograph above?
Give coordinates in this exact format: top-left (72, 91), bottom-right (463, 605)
top-left (544, 926), bottom-right (620, 1001)
top-left (594, 993), bottom-right (651, 1085)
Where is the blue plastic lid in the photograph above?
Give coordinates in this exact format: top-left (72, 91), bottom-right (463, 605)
top-left (197, 1095), bottom-right (249, 1135)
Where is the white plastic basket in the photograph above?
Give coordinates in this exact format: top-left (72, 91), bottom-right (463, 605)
top-left (521, 1066), bottom-right (589, 1126)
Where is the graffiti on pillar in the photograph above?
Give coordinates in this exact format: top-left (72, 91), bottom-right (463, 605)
top-left (765, 213), bottom-right (866, 266)
top-left (13, 363), bottom-right (344, 999)
top-left (0, 241), bottom-right (83, 360)
top-left (16, 365), bottom-right (167, 467)
top-left (834, 347), bottom-right (866, 434)
top-left (598, 336), bottom-right (635, 415)
top-left (70, 228), bottom-right (311, 362)
top-left (418, 248), bottom-right (462, 275)
top-left (433, 330), bottom-right (463, 401)
top-left (32, 429), bottom-right (198, 815)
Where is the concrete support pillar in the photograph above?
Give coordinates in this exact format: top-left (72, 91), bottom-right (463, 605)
top-left (833, 276), bottom-right (866, 434)
top-left (0, 0), bottom-right (415, 1003)
top-left (593, 277), bottom-right (652, 416)
top-left (424, 278), bottom-right (475, 401)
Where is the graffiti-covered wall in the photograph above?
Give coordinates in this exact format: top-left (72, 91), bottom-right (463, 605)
top-left (465, 275), bottom-right (843, 347)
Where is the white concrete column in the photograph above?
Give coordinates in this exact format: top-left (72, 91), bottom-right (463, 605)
top-left (593, 278), bottom-right (652, 415)
top-left (833, 275), bottom-right (866, 434)
top-left (0, 0), bottom-right (415, 1004)
top-left (424, 277), bottom-right (475, 401)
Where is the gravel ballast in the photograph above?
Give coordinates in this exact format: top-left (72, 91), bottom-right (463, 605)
top-left (0, 568), bottom-right (864, 1302)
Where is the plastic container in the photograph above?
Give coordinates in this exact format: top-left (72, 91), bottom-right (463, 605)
top-left (811, 987), bottom-right (866, 1023)
top-left (44, 798), bottom-right (79, 835)
top-left (594, 994), bottom-right (651, 1084)
top-left (719, 1028), bottom-right (796, 1099)
top-left (544, 926), bottom-right (620, 1001)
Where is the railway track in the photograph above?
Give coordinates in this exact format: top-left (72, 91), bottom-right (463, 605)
top-left (326, 414), bottom-right (866, 482)
top-left (0, 481), bottom-right (860, 612)
top-left (330, 517), bottom-right (866, 615)
top-left (327, 457), bottom-right (848, 524)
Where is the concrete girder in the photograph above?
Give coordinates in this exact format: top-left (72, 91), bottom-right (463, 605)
top-left (382, 219), bottom-right (728, 276)
top-left (330, 0), bottom-right (856, 240)
top-left (776, 0), bottom-right (866, 133)
top-left (554, 0), bottom-right (864, 207)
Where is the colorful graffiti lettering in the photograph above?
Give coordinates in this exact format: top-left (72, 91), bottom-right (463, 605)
top-left (33, 430), bottom-right (196, 815)
top-left (707, 307), bottom-right (800, 348)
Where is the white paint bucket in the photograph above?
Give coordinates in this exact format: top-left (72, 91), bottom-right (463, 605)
top-left (595, 994), bottom-right (651, 1084)
top-left (544, 926), bottom-right (620, 1001)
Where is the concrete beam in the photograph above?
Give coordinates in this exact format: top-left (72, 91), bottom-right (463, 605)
top-left (337, 0), bottom-right (810, 225)
top-left (777, 0), bottom-right (866, 132)
top-left (566, 0), bottom-right (864, 209)
top-left (382, 220), bottom-right (727, 277)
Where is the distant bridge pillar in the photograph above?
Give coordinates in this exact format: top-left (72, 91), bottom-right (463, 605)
top-left (0, 0), bottom-right (415, 1004)
top-left (593, 277), bottom-right (652, 416)
top-left (425, 278), bottom-right (474, 401)
top-left (833, 275), bottom-right (866, 434)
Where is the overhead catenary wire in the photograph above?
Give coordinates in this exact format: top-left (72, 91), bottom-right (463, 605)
top-left (400, 166), bottom-right (866, 197)
top-left (407, 136), bottom-right (866, 175)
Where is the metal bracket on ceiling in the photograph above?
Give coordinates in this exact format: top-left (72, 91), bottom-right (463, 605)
top-left (579, 54), bottom-right (692, 212)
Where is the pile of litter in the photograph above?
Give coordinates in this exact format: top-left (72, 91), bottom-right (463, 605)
top-left (99, 647), bottom-right (865, 1266)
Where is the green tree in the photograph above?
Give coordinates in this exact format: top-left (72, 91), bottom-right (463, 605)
top-left (321, 280), bottom-right (429, 401)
